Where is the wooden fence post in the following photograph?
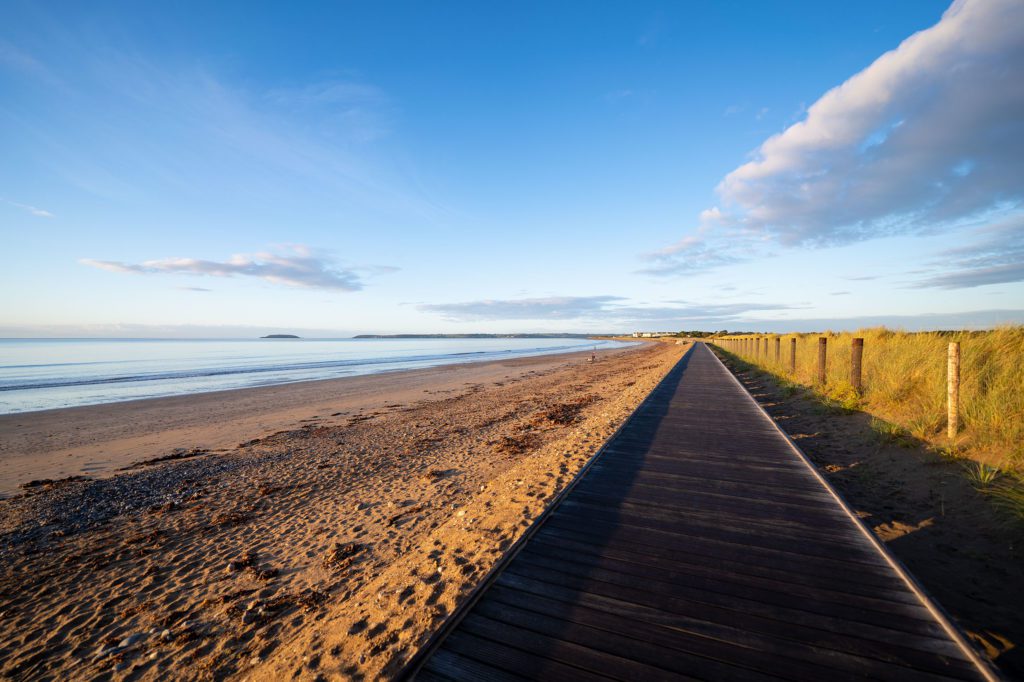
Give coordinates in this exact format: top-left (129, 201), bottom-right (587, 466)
top-left (851, 338), bottom-right (864, 393)
top-left (774, 337), bottom-right (780, 363)
top-left (947, 342), bottom-right (960, 439)
top-left (817, 337), bottom-right (827, 385)
top-left (789, 338), bottom-right (796, 374)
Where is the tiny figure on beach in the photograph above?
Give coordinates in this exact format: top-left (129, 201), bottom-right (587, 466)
top-left (589, 352), bottom-right (596, 363)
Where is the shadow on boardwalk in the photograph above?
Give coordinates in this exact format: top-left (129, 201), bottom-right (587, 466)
top-left (403, 343), bottom-right (996, 681)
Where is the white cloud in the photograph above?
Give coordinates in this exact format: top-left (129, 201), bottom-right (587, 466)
top-left (421, 296), bottom-right (622, 321)
top-left (0, 323), bottom-right (353, 339)
top-left (652, 0), bottom-right (1024, 274)
top-left (1, 41), bottom-right (446, 221)
top-left (639, 207), bottom-right (757, 276)
top-left (266, 80), bottom-right (387, 108)
top-left (264, 79), bottom-right (392, 143)
top-left (1, 198), bottom-right (54, 217)
top-left (80, 245), bottom-right (386, 291)
top-left (0, 40), bottom-right (63, 88)
top-left (420, 296), bottom-right (798, 324)
top-left (912, 211), bottom-right (1024, 289)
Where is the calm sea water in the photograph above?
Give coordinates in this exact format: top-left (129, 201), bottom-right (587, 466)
top-left (0, 337), bottom-right (631, 414)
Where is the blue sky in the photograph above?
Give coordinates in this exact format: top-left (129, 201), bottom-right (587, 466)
top-left (1, 0), bottom-right (1022, 336)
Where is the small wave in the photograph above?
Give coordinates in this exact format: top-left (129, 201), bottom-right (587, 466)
top-left (0, 344), bottom-right (601, 393)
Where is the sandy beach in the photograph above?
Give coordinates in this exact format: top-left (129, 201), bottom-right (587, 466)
top-left (0, 343), bottom-right (638, 499)
top-left (0, 340), bottom-right (687, 680)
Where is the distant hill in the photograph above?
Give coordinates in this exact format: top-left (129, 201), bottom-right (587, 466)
top-left (261, 334), bottom-right (300, 339)
top-left (352, 333), bottom-right (594, 339)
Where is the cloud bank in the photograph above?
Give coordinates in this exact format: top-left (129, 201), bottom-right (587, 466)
top-left (650, 0), bottom-right (1024, 280)
top-left (912, 212), bottom-right (1024, 289)
top-left (81, 246), bottom-right (377, 291)
top-left (420, 296), bottom-right (798, 325)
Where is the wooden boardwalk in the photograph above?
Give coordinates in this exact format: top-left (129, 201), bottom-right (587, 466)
top-left (401, 343), bottom-right (996, 681)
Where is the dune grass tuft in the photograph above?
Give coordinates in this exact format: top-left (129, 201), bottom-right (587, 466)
top-left (716, 326), bottom-right (1024, 471)
top-left (988, 474), bottom-right (1024, 522)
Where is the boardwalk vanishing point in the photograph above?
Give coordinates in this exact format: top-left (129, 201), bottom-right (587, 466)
top-left (400, 343), bottom-right (999, 681)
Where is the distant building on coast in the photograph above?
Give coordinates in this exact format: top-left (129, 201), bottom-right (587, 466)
top-left (632, 331), bottom-right (677, 338)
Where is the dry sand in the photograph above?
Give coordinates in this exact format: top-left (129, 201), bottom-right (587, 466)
top-left (0, 340), bottom-right (687, 681)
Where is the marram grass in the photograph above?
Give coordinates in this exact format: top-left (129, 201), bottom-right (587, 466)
top-left (714, 327), bottom-right (1024, 521)
top-left (715, 326), bottom-right (1024, 468)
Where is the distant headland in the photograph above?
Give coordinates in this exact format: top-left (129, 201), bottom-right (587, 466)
top-left (352, 333), bottom-right (592, 339)
top-left (261, 334), bottom-right (300, 339)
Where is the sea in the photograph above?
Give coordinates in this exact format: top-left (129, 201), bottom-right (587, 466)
top-left (0, 337), bottom-right (632, 415)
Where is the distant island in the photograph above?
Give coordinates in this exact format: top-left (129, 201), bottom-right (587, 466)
top-left (261, 334), bottom-right (300, 339)
top-left (353, 333), bottom-right (593, 339)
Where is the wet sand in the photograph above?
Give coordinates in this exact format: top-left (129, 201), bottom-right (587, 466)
top-left (0, 340), bottom-right (687, 680)
top-left (0, 345), bottom-right (639, 499)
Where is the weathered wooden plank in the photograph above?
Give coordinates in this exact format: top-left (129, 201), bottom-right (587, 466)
top-left (495, 565), bottom-right (977, 679)
top-left (440, 630), bottom-right (609, 681)
top-left (589, 455), bottom-right (837, 486)
top-left (402, 344), bottom-right (993, 681)
top-left (482, 583), bottom-right (962, 682)
top-left (577, 470), bottom-right (840, 507)
top-left (565, 484), bottom-right (847, 525)
top-left (566, 483), bottom-right (859, 536)
top-left (471, 598), bottom-right (779, 681)
top-left (502, 557), bottom-right (953, 647)
top-left (422, 648), bottom-right (523, 681)
top-left (458, 613), bottom-right (695, 681)
top-left (583, 464), bottom-right (836, 503)
top-left (536, 518), bottom-right (911, 591)
top-left (521, 539), bottom-right (932, 617)
top-left (551, 501), bottom-right (886, 564)
top-left (529, 527), bottom-right (921, 603)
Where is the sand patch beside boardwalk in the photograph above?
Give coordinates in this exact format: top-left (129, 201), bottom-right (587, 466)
top-left (0, 341), bottom-right (686, 681)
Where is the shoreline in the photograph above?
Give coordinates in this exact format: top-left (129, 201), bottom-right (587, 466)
top-left (0, 344), bottom-right (642, 498)
top-left (0, 337), bottom-right (635, 415)
top-left (0, 339), bottom-right (686, 681)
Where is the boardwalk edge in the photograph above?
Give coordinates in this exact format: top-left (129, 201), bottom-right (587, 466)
top-left (705, 342), bottom-right (1002, 682)
top-left (396, 344), bottom-right (697, 680)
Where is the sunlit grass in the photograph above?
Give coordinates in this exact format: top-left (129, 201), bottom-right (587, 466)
top-left (988, 474), bottom-right (1024, 523)
top-left (961, 461), bottom-right (1001, 489)
top-left (715, 326), bottom-right (1024, 471)
top-left (870, 417), bottom-right (914, 448)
